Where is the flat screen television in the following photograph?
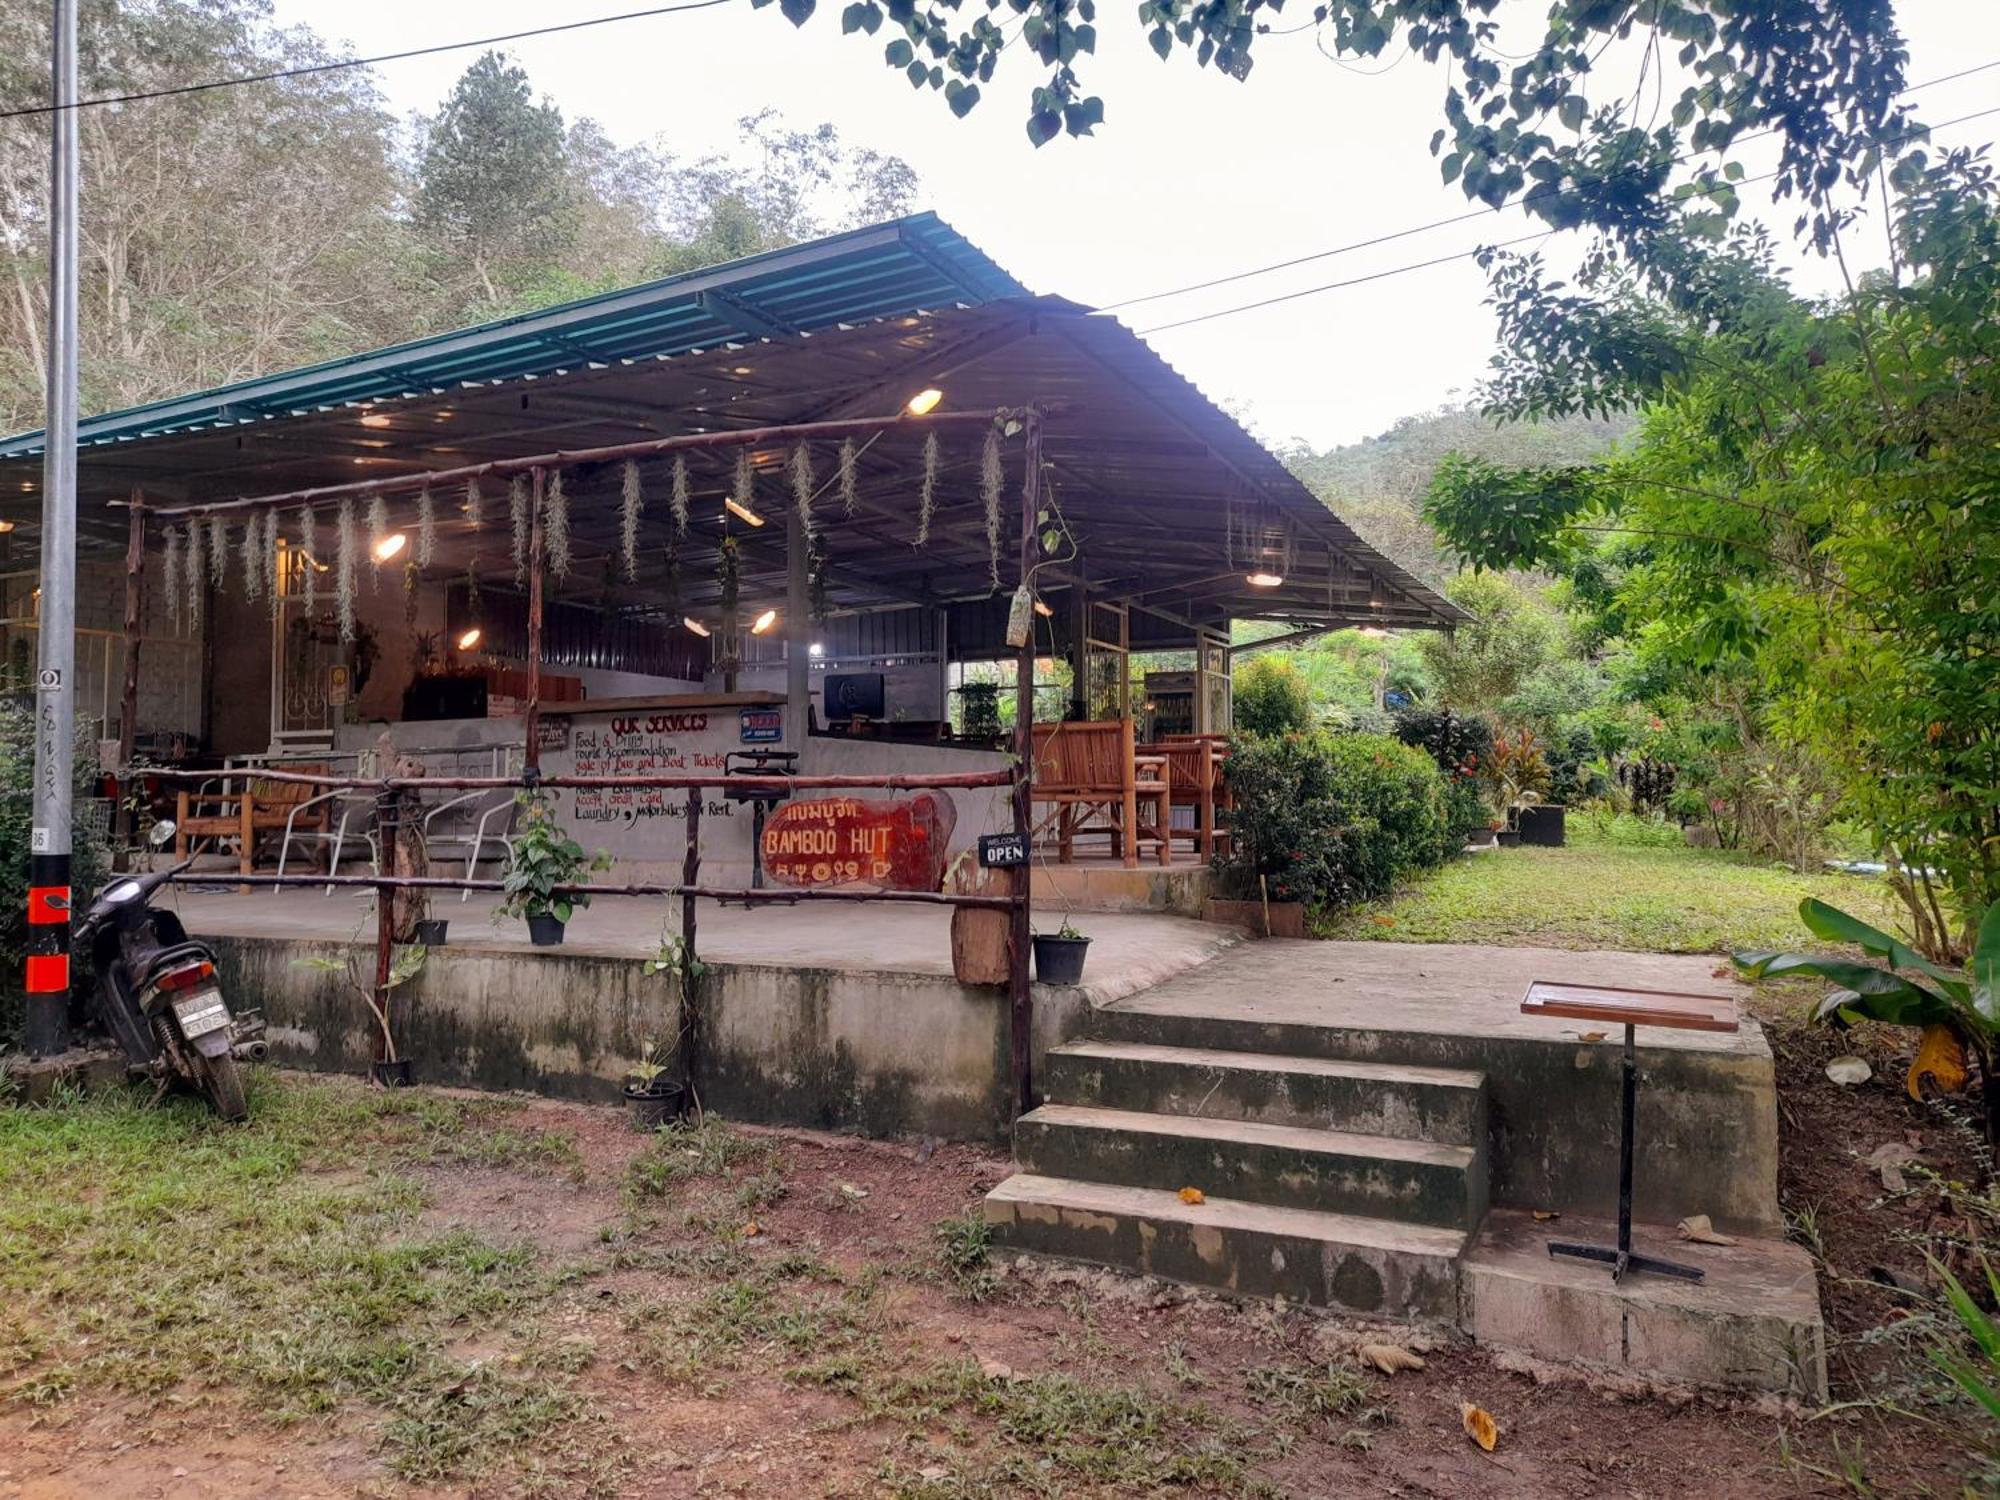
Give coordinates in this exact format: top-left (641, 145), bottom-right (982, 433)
top-left (823, 672), bottom-right (886, 722)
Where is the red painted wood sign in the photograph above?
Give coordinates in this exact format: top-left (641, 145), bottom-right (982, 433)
top-left (761, 793), bottom-right (959, 892)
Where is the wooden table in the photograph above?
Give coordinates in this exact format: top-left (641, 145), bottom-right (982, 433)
top-left (1521, 980), bottom-right (1741, 1283)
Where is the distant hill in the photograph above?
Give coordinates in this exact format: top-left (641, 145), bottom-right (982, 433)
top-left (1280, 405), bottom-right (1636, 586)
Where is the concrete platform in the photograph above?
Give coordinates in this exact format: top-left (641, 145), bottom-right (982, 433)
top-left (1464, 1209), bottom-right (1826, 1399)
top-left (1096, 940), bottom-right (1779, 1234)
top-left (1031, 856), bottom-right (1210, 917)
top-left (169, 885), bottom-right (1238, 1140)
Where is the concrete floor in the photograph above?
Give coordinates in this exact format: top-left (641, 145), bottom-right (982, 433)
top-left (1106, 938), bottom-right (1761, 1060)
top-left (167, 883), bottom-right (1240, 1006)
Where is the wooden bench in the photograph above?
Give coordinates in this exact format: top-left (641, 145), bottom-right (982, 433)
top-left (176, 766), bottom-right (333, 890)
top-left (1143, 733), bottom-right (1232, 860)
top-left (1029, 719), bottom-right (1170, 868)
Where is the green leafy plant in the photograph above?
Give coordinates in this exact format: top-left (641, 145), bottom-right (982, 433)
top-left (495, 789), bottom-right (609, 925)
top-left (625, 1035), bottom-right (676, 1092)
top-left (1486, 727), bottom-right (1550, 827)
top-left (1231, 654), bottom-right (1314, 738)
top-left (1734, 899), bottom-right (2000, 1131)
top-left (295, 942), bottom-right (427, 1064)
top-left (1931, 1254), bottom-right (2000, 1433)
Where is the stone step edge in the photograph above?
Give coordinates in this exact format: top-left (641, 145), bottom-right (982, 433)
top-left (1050, 1039), bottom-right (1487, 1092)
top-left (985, 1172), bottom-right (1472, 1260)
top-left (1018, 1102), bottom-right (1480, 1170)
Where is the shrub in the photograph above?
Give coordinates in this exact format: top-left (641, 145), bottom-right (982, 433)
top-left (1217, 732), bottom-right (1453, 908)
top-left (1231, 655), bottom-right (1314, 738)
top-left (1393, 706), bottom-right (1493, 780)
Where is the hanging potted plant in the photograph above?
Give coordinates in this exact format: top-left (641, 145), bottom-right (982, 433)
top-left (495, 789), bottom-right (609, 945)
top-left (1032, 919), bottom-right (1091, 985)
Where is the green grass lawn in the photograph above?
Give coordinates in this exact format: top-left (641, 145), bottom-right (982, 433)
top-left (1315, 815), bottom-right (1905, 954)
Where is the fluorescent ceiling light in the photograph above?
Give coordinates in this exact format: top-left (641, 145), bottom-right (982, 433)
top-left (905, 387), bottom-right (943, 416)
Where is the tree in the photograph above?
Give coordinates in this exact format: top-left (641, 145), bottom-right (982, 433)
top-left (759, 0), bottom-right (1910, 253)
top-left (1422, 149), bottom-right (2000, 958)
top-left (0, 0), bottom-right (418, 429)
top-left (415, 52), bottom-right (579, 310)
top-left (1413, 571), bottom-right (1559, 714)
top-left (1232, 653), bottom-right (1313, 737)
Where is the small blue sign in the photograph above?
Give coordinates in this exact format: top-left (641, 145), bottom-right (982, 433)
top-left (739, 707), bottom-right (782, 744)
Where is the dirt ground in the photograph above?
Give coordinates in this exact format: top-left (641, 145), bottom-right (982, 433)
top-left (4, 1016), bottom-right (1993, 1499)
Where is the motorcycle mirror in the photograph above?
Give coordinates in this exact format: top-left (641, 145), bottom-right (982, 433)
top-left (148, 819), bottom-right (177, 848)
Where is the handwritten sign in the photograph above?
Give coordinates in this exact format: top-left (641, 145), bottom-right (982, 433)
top-left (761, 793), bottom-right (958, 891)
top-left (570, 718), bottom-right (730, 829)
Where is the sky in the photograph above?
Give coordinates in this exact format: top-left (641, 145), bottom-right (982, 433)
top-left (266, 0), bottom-right (2000, 452)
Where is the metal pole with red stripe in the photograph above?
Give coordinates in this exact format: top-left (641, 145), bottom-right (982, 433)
top-left (26, 0), bottom-right (79, 1058)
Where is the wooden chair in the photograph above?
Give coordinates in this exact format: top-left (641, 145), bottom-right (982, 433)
top-left (1029, 719), bottom-right (1170, 868)
top-left (176, 765), bottom-right (333, 890)
top-left (1145, 734), bottom-right (1233, 860)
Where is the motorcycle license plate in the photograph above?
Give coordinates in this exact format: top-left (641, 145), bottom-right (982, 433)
top-left (172, 989), bottom-right (232, 1040)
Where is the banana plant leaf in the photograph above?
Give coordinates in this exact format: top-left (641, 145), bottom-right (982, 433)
top-left (1799, 897), bottom-right (1967, 996)
top-left (1733, 949), bottom-right (1962, 1030)
top-left (1973, 901), bottom-right (2000, 1027)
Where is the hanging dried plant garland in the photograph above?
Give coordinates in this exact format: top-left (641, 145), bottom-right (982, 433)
top-left (670, 455), bottom-right (690, 535)
top-left (661, 539), bottom-right (682, 618)
top-left (619, 460), bottom-right (643, 581)
top-left (717, 534), bottom-right (740, 621)
top-left (365, 494), bottom-right (389, 591)
top-left (838, 439), bottom-right (858, 516)
top-left (403, 560), bottom-right (420, 628)
top-left (981, 425), bottom-right (1005, 593)
top-left (509, 476), bottom-right (530, 583)
top-left (206, 515), bottom-right (228, 589)
top-left (732, 448), bottom-right (755, 519)
top-left (790, 443), bottom-right (815, 537)
top-left (239, 513), bottom-right (262, 604)
top-left (263, 508), bottom-right (281, 612)
top-left (914, 430), bottom-right (939, 548)
top-left (464, 476), bottom-right (483, 532)
top-left (184, 519), bottom-right (206, 628)
top-left (416, 488), bottom-right (437, 570)
top-left (545, 469), bottom-right (572, 578)
top-left (465, 558), bottom-right (482, 620)
top-left (335, 498), bottom-right (357, 642)
top-left (161, 524), bottom-right (184, 629)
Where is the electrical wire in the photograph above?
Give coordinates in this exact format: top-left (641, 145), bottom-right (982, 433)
top-left (1132, 102), bottom-right (2000, 336)
top-left (1102, 58), bottom-right (2000, 315)
top-left (0, 0), bottom-right (734, 121)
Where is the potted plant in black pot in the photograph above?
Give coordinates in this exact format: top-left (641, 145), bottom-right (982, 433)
top-left (495, 789), bottom-right (609, 946)
top-left (622, 1037), bottom-right (685, 1131)
top-left (1032, 919), bottom-right (1091, 985)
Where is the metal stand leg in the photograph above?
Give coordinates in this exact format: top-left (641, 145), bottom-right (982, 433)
top-left (1548, 1023), bottom-right (1706, 1283)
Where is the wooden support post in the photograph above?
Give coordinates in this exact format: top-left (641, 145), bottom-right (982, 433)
top-left (524, 466), bottom-right (546, 772)
top-left (680, 785), bottom-right (702, 1104)
top-left (786, 508), bottom-right (810, 748)
top-left (1009, 410), bottom-right (1043, 1119)
top-left (373, 788), bottom-right (397, 1067)
top-left (118, 489), bottom-right (144, 841)
top-left (1067, 564), bottom-right (1088, 721)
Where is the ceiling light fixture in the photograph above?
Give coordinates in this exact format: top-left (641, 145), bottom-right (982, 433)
top-left (808, 642), bottom-right (824, 659)
top-left (724, 497), bottom-right (765, 528)
top-left (0, 519), bottom-right (15, 534)
top-left (1246, 571), bottom-right (1284, 588)
top-left (750, 608), bottom-right (778, 635)
top-left (1032, 598), bottom-right (1053, 618)
top-left (455, 627), bottom-right (482, 650)
top-left (682, 617), bottom-right (711, 637)
top-left (359, 413), bottom-right (392, 429)
top-left (905, 387), bottom-right (943, 416)
top-left (372, 532), bottom-right (408, 562)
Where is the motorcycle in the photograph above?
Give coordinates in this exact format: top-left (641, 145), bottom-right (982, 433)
top-left (73, 820), bottom-right (266, 1121)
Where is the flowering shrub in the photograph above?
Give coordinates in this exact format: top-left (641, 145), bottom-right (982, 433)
top-left (1215, 731), bottom-right (1454, 907)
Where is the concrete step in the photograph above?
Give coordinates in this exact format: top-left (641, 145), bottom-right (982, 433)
top-left (1014, 1103), bottom-right (1486, 1231)
top-left (984, 1173), bottom-right (1465, 1319)
top-left (1043, 1039), bottom-right (1487, 1146)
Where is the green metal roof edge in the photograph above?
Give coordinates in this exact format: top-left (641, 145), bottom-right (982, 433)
top-left (0, 212), bottom-right (1024, 459)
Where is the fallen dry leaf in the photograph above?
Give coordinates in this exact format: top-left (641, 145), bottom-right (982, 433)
top-left (1531, 1210), bottom-right (1560, 1222)
top-left (1462, 1402), bottom-right (1499, 1452)
top-left (1178, 1186), bottom-right (1206, 1205)
top-left (742, 1220), bottom-right (762, 1238)
top-left (1909, 1024), bottom-right (1968, 1101)
top-left (1676, 1214), bottom-right (1737, 1246)
top-left (1370, 915), bottom-right (1397, 928)
top-left (1578, 1030), bottom-right (1608, 1043)
top-left (1358, 1343), bottom-right (1425, 1375)
top-left (1826, 1055), bottom-right (1873, 1086)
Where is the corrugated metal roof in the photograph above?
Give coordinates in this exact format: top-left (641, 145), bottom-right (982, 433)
top-left (0, 212), bottom-right (1023, 460)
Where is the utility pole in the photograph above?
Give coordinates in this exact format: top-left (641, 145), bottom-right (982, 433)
top-left (26, 0), bottom-right (80, 1057)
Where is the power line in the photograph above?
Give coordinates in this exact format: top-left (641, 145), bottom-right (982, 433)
top-left (1132, 103), bottom-right (2000, 336)
top-left (1103, 58), bottom-right (2000, 314)
top-left (0, 0), bottom-right (734, 121)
